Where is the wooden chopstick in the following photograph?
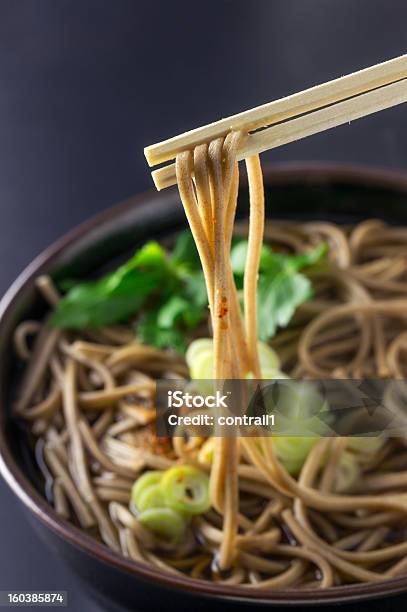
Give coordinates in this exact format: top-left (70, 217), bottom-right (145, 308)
top-left (151, 79), bottom-right (407, 191)
top-left (145, 54), bottom-right (407, 190)
top-left (145, 54), bottom-right (407, 168)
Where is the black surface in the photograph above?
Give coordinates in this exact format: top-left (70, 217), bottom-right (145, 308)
top-left (0, 1), bottom-right (406, 610)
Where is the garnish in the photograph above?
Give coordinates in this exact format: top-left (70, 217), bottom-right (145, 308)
top-left (51, 231), bottom-right (327, 350)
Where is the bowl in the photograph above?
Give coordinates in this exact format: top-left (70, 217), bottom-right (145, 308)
top-left (1, 162), bottom-right (407, 611)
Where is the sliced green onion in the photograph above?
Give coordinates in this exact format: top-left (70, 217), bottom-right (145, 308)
top-left (136, 483), bottom-right (166, 512)
top-left (273, 436), bottom-right (318, 475)
top-left (189, 348), bottom-right (213, 380)
top-left (186, 337), bottom-right (282, 380)
top-left (131, 471), bottom-right (163, 509)
top-left (186, 338), bottom-right (213, 369)
top-left (276, 381), bottom-right (326, 421)
top-left (261, 368), bottom-right (289, 380)
top-left (138, 507), bottom-right (186, 543)
top-left (257, 341), bottom-right (280, 371)
top-left (279, 456), bottom-right (305, 476)
top-left (161, 465), bottom-right (210, 515)
top-left (347, 436), bottom-right (385, 455)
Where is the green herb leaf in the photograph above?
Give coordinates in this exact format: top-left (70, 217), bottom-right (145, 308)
top-left (137, 271), bottom-right (209, 352)
top-left (137, 311), bottom-right (188, 352)
top-left (51, 242), bottom-right (170, 329)
top-left (257, 273), bottom-right (312, 340)
top-left (279, 242), bottom-right (328, 272)
top-left (230, 241), bottom-right (274, 276)
top-left (51, 230), bottom-right (327, 351)
top-left (231, 240), bottom-right (327, 339)
top-left (183, 271), bottom-right (209, 322)
top-left (170, 230), bottom-right (201, 269)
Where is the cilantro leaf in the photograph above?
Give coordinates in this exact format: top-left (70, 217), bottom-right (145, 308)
top-left (230, 241), bottom-right (275, 276)
top-left (170, 230), bottom-right (201, 269)
top-left (50, 242), bottom-right (171, 329)
top-left (275, 242), bottom-right (328, 272)
top-left (51, 234), bottom-right (209, 353)
top-left (137, 310), bottom-right (187, 352)
top-left (51, 229), bottom-right (327, 352)
top-left (257, 272), bottom-right (312, 340)
top-left (231, 240), bottom-right (327, 340)
top-left (137, 271), bottom-right (209, 352)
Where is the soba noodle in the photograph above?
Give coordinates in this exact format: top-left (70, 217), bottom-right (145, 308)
top-left (13, 136), bottom-right (407, 589)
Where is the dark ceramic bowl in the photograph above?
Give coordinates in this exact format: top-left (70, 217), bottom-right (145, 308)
top-left (1, 163), bottom-right (407, 611)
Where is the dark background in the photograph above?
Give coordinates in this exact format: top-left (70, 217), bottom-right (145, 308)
top-left (0, 1), bottom-right (406, 610)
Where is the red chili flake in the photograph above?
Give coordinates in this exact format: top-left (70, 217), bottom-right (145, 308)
top-left (217, 295), bottom-right (228, 319)
top-left (147, 432), bottom-right (172, 456)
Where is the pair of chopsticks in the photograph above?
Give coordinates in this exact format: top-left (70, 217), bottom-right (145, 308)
top-left (145, 54), bottom-right (407, 191)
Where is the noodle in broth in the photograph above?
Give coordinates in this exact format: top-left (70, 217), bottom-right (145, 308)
top-left (13, 137), bottom-right (407, 588)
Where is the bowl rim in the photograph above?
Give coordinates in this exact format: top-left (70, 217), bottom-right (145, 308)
top-left (2, 161), bottom-right (407, 605)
